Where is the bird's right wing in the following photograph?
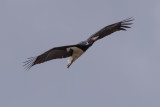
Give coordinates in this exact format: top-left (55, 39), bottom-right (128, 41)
top-left (87, 18), bottom-right (134, 41)
top-left (23, 45), bottom-right (77, 70)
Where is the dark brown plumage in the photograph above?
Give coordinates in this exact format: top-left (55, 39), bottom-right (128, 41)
top-left (23, 18), bottom-right (134, 70)
top-left (23, 45), bottom-right (76, 70)
top-left (87, 18), bottom-right (133, 41)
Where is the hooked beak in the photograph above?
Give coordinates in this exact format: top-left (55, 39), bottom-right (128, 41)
top-left (91, 36), bottom-right (99, 41)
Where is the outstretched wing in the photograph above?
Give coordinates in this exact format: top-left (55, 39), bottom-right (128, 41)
top-left (23, 45), bottom-right (76, 70)
top-left (87, 18), bottom-right (134, 41)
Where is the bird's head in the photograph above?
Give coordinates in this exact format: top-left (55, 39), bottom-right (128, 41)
top-left (79, 41), bottom-right (90, 46)
top-left (79, 36), bottom-right (99, 46)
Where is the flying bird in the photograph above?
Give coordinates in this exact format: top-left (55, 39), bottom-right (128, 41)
top-left (24, 18), bottom-right (134, 70)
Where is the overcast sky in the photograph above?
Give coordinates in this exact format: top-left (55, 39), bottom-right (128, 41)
top-left (1, 0), bottom-right (160, 107)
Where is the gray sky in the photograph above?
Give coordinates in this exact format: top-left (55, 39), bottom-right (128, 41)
top-left (1, 0), bottom-right (160, 107)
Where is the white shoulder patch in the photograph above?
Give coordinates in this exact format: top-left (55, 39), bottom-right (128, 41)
top-left (67, 47), bottom-right (84, 64)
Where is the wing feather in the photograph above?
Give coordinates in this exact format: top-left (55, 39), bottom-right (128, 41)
top-left (23, 45), bottom-right (76, 70)
top-left (87, 18), bottom-right (134, 41)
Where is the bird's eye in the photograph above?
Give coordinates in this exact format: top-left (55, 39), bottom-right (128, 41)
top-left (86, 42), bottom-right (89, 45)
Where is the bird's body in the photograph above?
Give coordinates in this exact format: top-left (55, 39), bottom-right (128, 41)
top-left (24, 18), bottom-right (134, 70)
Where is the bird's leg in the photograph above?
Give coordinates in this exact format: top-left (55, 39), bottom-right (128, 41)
top-left (67, 62), bottom-right (72, 68)
top-left (67, 57), bottom-right (73, 68)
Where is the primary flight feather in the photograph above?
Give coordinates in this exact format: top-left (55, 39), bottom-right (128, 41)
top-left (24, 18), bottom-right (134, 70)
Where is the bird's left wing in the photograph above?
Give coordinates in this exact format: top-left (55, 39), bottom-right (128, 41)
top-left (23, 44), bottom-right (77, 70)
top-left (87, 18), bottom-right (134, 41)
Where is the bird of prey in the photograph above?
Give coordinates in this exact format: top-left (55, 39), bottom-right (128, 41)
top-left (24, 18), bottom-right (134, 70)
